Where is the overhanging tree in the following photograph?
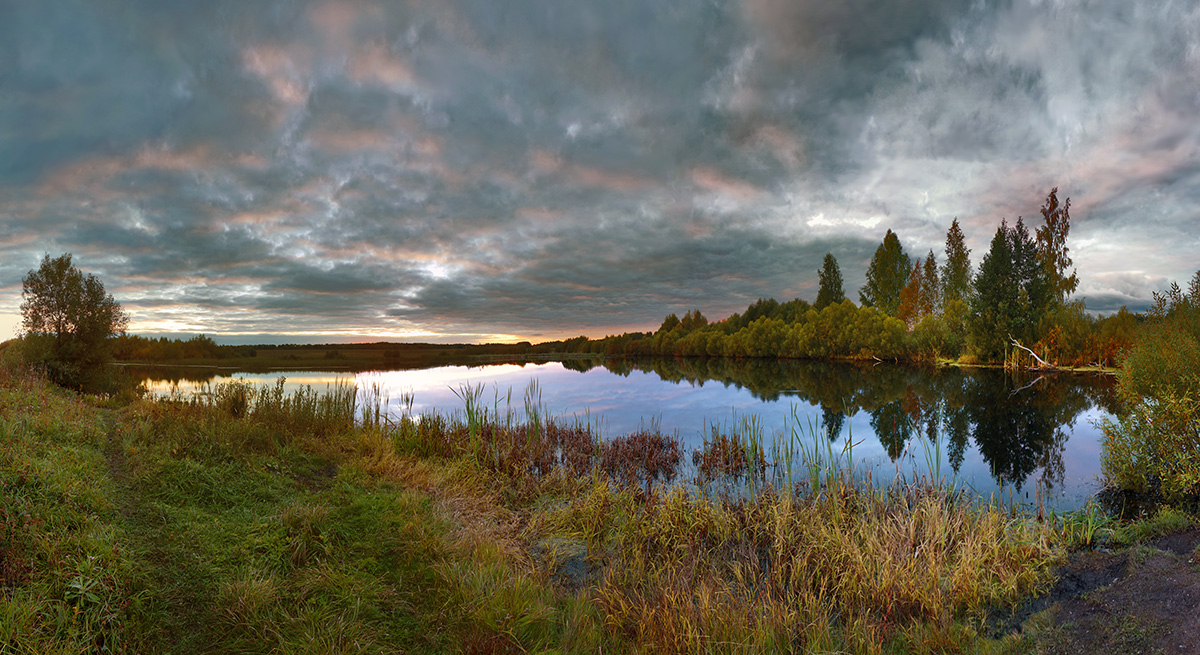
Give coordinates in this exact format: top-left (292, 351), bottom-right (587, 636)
top-left (21, 253), bottom-right (128, 389)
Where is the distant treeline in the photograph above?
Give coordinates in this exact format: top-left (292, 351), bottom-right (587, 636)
top-left (111, 333), bottom-right (589, 364)
top-left (113, 334), bottom-right (257, 361)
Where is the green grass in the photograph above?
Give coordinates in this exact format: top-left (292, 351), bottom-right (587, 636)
top-left (3, 365), bottom-right (1190, 653)
top-left (0, 369), bottom-right (530, 653)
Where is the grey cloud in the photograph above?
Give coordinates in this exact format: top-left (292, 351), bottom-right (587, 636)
top-left (743, 0), bottom-right (972, 63)
top-left (2, 2), bottom-right (178, 183)
top-left (263, 263), bottom-right (402, 294)
top-left (1080, 294), bottom-right (1151, 315)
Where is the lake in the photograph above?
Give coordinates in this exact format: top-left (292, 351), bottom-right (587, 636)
top-left (130, 358), bottom-right (1119, 511)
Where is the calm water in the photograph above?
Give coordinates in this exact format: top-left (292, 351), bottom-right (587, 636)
top-left (132, 358), bottom-right (1118, 511)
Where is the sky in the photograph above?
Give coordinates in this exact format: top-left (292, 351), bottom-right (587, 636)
top-left (2, 0), bottom-right (1199, 344)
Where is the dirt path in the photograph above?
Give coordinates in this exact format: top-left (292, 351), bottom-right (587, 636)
top-left (101, 409), bottom-right (129, 487)
top-left (1026, 529), bottom-right (1200, 654)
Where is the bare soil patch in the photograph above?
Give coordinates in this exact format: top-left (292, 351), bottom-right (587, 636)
top-left (1025, 529), bottom-right (1200, 654)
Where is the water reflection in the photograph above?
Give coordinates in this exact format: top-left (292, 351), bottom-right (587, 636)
top-left (617, 358), bottom-right (1116, 496)
top-left (127, 358), bottom-right (1117, 510)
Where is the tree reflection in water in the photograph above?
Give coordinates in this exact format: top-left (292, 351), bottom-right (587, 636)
top-left (132, 357), bottom-right (1116, 499)
top-left (820, 404), bottom-right (846, 442)
top-left (619, 358), bottom-right (1114, 492)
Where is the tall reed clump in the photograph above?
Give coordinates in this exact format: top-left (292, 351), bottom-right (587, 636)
top-left (693, 414), bottom-right (768, 502)
top-left (529, 404), bottom-right (1058, 653)
top-left (442, 381), bottom-right (607, 482)
top-left (573, 479), bottom-right (1057, 653)
top-left (782, 405), bottom-right (855, 497)
top-left (189, 377), bottom-right (358, 446)
top-left (693, 425), bottom-right (752, 479)
top-left (451, 382), bottom-right (489, 464)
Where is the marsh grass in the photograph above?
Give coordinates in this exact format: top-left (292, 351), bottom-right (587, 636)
top-left (3, 368), bottom-right (1146, 653)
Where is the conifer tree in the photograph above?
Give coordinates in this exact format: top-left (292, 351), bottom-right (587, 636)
top-left (1010, 217), bottom-right (1049, 341)
top-left (920, 251), bottom-right (939, 318)
top-left (971, 221), bottom-right (1017, 360)
top-left (859, 229), bottom-right (911, 316)
top-left (815, 253), bottom-right (846, 310)
top-left (970, 215), bottom-right (1052, 359)
top-left (941, 218), bottom-right (972, 307)
top-left (939, 219), bottom-right (973, 353)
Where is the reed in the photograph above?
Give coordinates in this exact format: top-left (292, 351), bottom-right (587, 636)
top-left (524, 378), bottom-right (545, 460)
top-left (451, 381), bottom-right (488, 463)
top-left (778, 403), bottom-right (860, 501)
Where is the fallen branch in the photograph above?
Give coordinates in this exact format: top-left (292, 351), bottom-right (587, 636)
top-left (1009, 338), bottom-right (1057, 370)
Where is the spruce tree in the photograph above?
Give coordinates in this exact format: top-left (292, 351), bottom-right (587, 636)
top-left (970, 215), bottom-right (1053, 359)
top-left (815, 253), bottom-right (846, 310)
top-left (920, 251), bottom-right (940, 318)
top-left (940, 219), bottom-right (973, 353)
top-left (971, 221), bottom-right (1017, 360)
top-left (1010, 217), bottom-right (1049, 342)
top-left (941, 218), bottom-right (972, 307)
top-left (859, 230), bottom-right (911, 316)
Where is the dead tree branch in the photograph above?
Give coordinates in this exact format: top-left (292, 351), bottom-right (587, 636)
top-left (1009, 337), bottom-right (1057, 370)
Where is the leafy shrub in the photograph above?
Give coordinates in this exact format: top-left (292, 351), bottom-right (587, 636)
top-left (1102, 272), bottom-right (1200, 501)
top-left (1102, 389), bottom-right (1200, 499)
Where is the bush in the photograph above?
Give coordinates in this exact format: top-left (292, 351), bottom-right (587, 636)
top-left (1101, 271), bottom-right (1200, 501)
top-left (1102, 389), bottom-right (1200, 499)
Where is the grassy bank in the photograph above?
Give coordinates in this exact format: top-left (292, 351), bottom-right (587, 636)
top-left (2, 367), bottom-right (1191, 653)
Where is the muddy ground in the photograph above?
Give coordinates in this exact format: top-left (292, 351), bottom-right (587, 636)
top-left (1012, 529), bottom-right (1200, 654)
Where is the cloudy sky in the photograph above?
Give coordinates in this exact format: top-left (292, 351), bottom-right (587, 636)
top-left (2, 0), bottom-right (1198, 344)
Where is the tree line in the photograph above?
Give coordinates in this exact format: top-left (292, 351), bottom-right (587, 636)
top-left (560, 188), bottom-right (1139, 366)
top-left (113, 334), bottom-right (258, 361)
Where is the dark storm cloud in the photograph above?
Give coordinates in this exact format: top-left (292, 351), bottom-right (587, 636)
top-left (2, 0), bottom-right (1198, 340)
